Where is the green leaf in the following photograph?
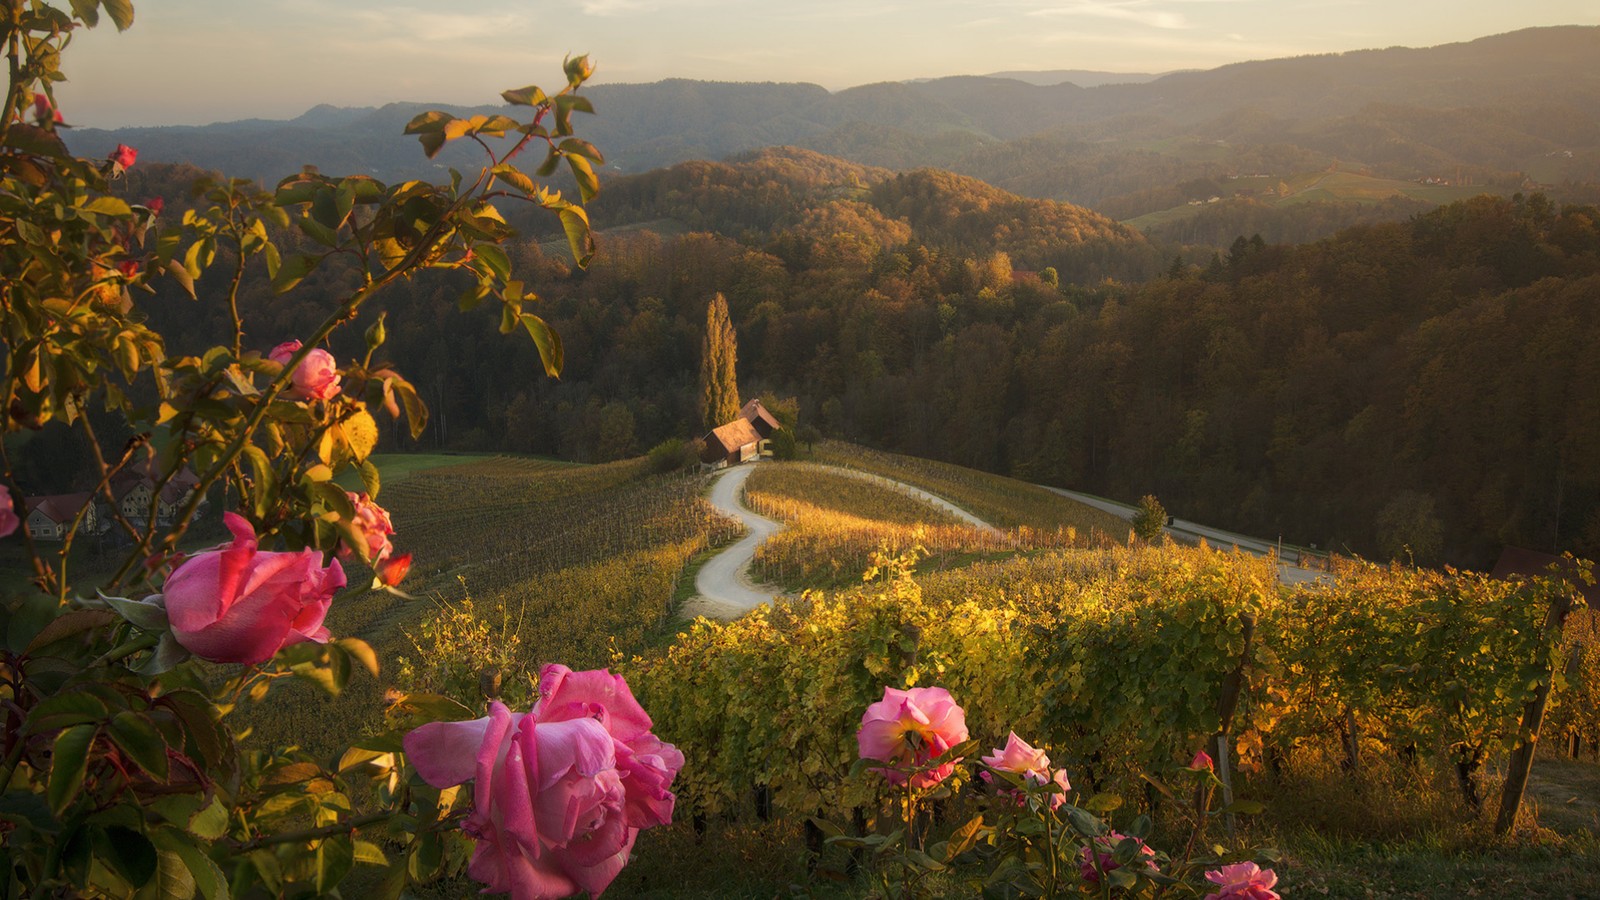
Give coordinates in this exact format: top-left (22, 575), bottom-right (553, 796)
top-left (352, 840), bottom-right (389, 866)
top-left (85, 196), bottom-right (134, 217)
top-left (473, 244), bottom-right (511, 282)
top-left (490, 163), bottom-right (537, 194)
top-left (240, 446), bottom-right (277, 520)
top-left (271, 253), bottom-right (319, 293)
top-left (519, 314), bottom-right (564, 378)
top-left (566, 154), bottom-right (599, 203)
top-left (101, 0), bottom-right (135, 31)
top-left (557, 137), bottom-right (604, 164)
top-left (501, 85), bottom-right (549, 107)
top-left (357, 459), bottom-right (381, 499)
top-left (386, 691), bottom-right (476, 724)
top-left (110, 711), bottom-right (171, 781)
top-left (558, 206), bottom-right (594, 268)
top-left (164, 259), bottom-right (197, 300)
top-left (26, 605), bottom-right (119, 656)
top-left (24, 689), bottom-right (110, 735)
top-left (69, 0), bottom-right (99, 26)
top-left (337, 638), bottom-right (381, 678)
top-left (49, 724), bottom-right (97, 815)
top-left (187, 799), bottom-right (229, 841)
top-left (161, 837), bottom-right (230, 900)
top-left (315, 835), bottom-right (355, 895)
top-left (100, 825), bottom-right (158, 890)
top-left (101, 593), bottom-right (170, 632)
top-left (944, 814), bottom-right (986, 860)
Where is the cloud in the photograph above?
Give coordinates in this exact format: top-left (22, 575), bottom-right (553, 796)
top-left (1027, 1), bottom-right (1192, 29)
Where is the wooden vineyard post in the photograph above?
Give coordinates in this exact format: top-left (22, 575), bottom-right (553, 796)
top-left (1212, 612), bottom-right (1256, 837)
top-left (1493, 588), bottom-right (1577, 835)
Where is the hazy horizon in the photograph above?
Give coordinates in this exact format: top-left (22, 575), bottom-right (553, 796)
top-left (52, 1), bottom-right (1599, 129)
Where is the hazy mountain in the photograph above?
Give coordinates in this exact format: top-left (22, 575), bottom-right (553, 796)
top-left (978, 69), bottom-right (1166, 87)
top-left (65, 26), bottom-right (1599, 225)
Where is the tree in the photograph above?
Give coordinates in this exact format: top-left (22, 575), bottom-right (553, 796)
top-left (1132, 494), bottom-right (1168, 542)
top-left (698, 292), bottom-right (740, 430)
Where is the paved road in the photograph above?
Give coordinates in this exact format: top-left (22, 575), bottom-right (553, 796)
top-left (786, 462), bottom-right (1002, 535)
top-left (679, 464), bottom-right (790, 620)
top-left (1040, 486), bottom-right (1327, 586)
top-left (681, 462), bottom-right (1007, 621)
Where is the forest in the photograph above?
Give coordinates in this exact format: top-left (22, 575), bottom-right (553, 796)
top-left (16, 145), bottom-right (1599, 569)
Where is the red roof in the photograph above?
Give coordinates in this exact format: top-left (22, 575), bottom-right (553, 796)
top-left (25, 492), bottom-right (95, 524)
top-left (701, 418), bottom-right (761, 461)
top-left (739, 399), bottom-right (782, 434)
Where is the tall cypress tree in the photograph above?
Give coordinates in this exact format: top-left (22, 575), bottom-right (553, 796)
top-left (699, 293), bottom-right (740, 430)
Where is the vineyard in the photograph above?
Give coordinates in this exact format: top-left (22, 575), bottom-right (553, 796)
top-left (246, 451), bottom-right (1600, 897)
top-left (625, 540), bottom-right (1600, 895)
top-left (242, 455), bottom-right (742, 759)
top-left (813, 440), bottom-right (1131, 538)
top-left (745, 462), bottom-right (1083, 589)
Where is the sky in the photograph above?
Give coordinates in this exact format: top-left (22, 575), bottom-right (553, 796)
top-left (56, 0), bottom-right (1599, 128)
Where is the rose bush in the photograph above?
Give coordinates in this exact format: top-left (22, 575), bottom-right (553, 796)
top-left (158, 512), bottom-right (346, 664)
top-left (404, 666), bottom-right (683, 899)
top-left (856, 685), bottom-right (969, 787)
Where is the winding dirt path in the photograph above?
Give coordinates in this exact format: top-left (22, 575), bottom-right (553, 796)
top-left (678, 464), bottom-right (790, 621)
top-left (678, 462), bottom-right (1002, 621)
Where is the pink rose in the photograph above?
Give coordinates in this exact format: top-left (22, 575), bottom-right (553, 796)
top-left (404, 666), bottom-right (682, 899)
top-left (1205, 862), bottom-right (1280, 900)
top-left (1079, 831), bottom-right (1159, 884)
top-left (111, 143), bottom-right (137, 169)
top-left (980, 733), bottom-right (1071, 810)
top-left (982, 731), bottom-right (1051, 777)
top-left (159, 512), bottom-right (345, 665)
top-left (856, 686), bottom-right (968, 788)
top-left (0, 485), bottom-right (18, 538)
top-left (1191, 749), bottom-right (1214, 771)
top-left (268, 339), bottom-right (342, 401)
top-left (342, 491), bottom-right (395, 564)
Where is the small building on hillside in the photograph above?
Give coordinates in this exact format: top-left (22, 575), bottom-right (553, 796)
top-left (24, 493), bottom-right (100, 542)
top-left (739, 398), bottom-right (781, 439)
top-left (700, 417), bottom-right (762, 468)
top-left (110, 466), bottom-right (203, 528)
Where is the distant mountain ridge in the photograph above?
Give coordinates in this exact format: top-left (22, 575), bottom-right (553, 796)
top-left (65, 26), bottom-right (1600, 222)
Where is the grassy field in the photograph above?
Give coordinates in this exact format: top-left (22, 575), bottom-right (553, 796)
top-left (1123, 170), bottom-right (1494, 230)
top-left (811, 439), bottom-right (1129, 540)
top-left (744, 462), bottom-right (1038, 590)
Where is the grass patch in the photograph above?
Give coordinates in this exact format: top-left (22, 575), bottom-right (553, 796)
top-left (812, 440), bottom-right (1128, 539)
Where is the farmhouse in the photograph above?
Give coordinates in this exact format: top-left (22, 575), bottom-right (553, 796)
top-left (739, 398), bottom-right (781, 439)
top-left (700, 417), bottom-right (762, 468)
top-left (110, 466), bottom-right (203, 527)
top-left (699, 399), bottom-right (784, 468)
top-left (24, 493), bottom-right (99, 542)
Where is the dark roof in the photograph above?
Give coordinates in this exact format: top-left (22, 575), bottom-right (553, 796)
top-left (701, 418), bottom-right (761, 460)
top-left (1491, 546), bottom-right (1599, 606)
top-left (740, 399), bottom-right (782, 433)
top-left (24, 492), bottom-right (95, 524)
top-left (111, 464), bottom-right (199, 503)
